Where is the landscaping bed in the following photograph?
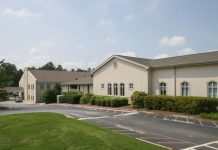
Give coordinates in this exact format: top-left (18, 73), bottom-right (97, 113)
top-left (200, 113), bottom-right (218, 121)
top-left (59, 92), bottom-right (129, 108)
top-left (131, 91), bottom-right (218, 115)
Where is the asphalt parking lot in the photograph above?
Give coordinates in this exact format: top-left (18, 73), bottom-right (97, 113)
top-left (0, 101), bottom-right (218, 150)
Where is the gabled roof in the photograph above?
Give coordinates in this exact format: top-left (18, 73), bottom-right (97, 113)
top-left (61, 76), bottom-right (93, 85)
top-left (91, 55), bottom-right (150, 75)
top-left (116, 55), bottom-right (151, 66)
top-left (29, 70), bottom-right (90, 83)
top-left (149, 51), bottom-right (218, 68)
top-left (91, 51), bottom-right (218, 74)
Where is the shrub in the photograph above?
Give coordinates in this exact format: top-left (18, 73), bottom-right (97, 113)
top-left (80, 93), bottom-right (94, 104)
top-left (87, 95), bottom-right (128, 107)
top-left (90, 97), bottom-right (96, 105)
top-left (97, 99), bottom-right (101, 106)
top-left (105, 98), bottom-right (112, 107)
top-left (119, 98), bottom-right (129, 106)
top-left (89, 95), bottom-right (106, 105)
top-left (111, 98), bottom-right (119, 107)
top-left (59, 95), bottom-right (80, 104)
top-left (42, 89), bottom-right (59, 104)
top-left (59, 91), bottom-right (82, 104)
top-left (101, 99), bottom-right (107, 107)
top-left (63, 91), bottom-right (82, 103)
top-left (144, 95), bottom-right (218, 115)
top-left (0, 90), bottom-right (8, 101)
top-left (131, 91), bottom-right (147, 108)
top-left (111, 97), bottom-right (128, 107)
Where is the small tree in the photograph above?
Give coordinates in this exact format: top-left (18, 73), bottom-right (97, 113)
top-left (42, 83), bottom-right (62, 103)
top-left (42, 89), bottom-right (59, 104)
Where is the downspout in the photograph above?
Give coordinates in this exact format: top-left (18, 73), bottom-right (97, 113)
top-left (173, 66), bottom-right (177, 96)
top-left (26, 68), bottom-right (29, 101)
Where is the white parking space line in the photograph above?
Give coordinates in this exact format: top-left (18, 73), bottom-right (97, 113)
top-left (181, 140), bottom-right (218, 150)
top-left (115, 124), bottom-right (145, 134)
top-left (136, 138), bottom-right (172, 150)
top-left (199, 119), bottom-right (203, 126)
top-left (114, 112), bottom-right (138, 117)
top-left (205, 145), bottom-right (218, 150)
top-left (138, 137), bottom-right (170, 140)
top-left (212, 121), bottom-right (218, 128)
top-left (78, 112), bottom-right (138, 120)
top-left (78, 116), bottom-right (110, 120)
top-left (158, 141), bottom-right (189, 144)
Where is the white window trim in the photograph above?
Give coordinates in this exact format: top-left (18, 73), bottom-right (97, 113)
top-left (101, 83), bottom-right (104, 89)
top-left (208, 81), bottom-right (218, 98)
top-left (181, 81), bottom-right (190, 96)
top-left (129, 83), bottom-right (134, 90)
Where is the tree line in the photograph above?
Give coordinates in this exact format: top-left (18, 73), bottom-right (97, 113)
top-left (0, 60), bottom-right (94, 88)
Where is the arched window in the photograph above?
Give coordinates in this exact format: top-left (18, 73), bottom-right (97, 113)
top-left (160, 82), bottom-right (166, 95)
top-left (181, 82), bottom-right (189, 96)
top-left (107, 83), bottom-right (112, 95)
top-left (113, 83), bottom-right (118, 96)
top-left (120, 83), bottom-right (125, 96)
top-left (208, 81), bottom-right (217, 98)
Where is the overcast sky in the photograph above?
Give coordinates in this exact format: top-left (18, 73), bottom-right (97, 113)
top-left (0, 0), bottom-right (218, 70)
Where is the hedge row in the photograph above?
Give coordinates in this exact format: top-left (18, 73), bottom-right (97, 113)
top-left (90, 96), bottom-right (128, 107)
top-left (59, 91), bottom-right (82, 104)
top-left (131, 91), bottom-right (147, 108)
top-left (59, 92), bottom-right (128, 108)
top-left (144, 95), bottom-right (218, 114)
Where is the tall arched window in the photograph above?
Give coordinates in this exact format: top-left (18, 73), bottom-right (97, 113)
top-left (208, 81), bottom-right (217, 98)
top-left (181, 82), bottom-right (189, 96)
top-left (120, 83), bottom-right (125, 96)
top-left (160, 82), bottom-right (166, 95)
top-left (113, 83), bottom-right (118, 96)
top-left (107, 83), bottom-right (112, 95)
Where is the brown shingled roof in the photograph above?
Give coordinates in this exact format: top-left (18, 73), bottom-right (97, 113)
top-left (29, 70), bottom-right (90, 83)
top-left (117, 51), bottom-right (218, 68)
top-left (116, 55), bottom-right (151, 66)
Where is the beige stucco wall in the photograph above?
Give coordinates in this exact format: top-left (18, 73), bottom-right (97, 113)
top-left (93, 58), bottom-right (148, 97)
top-left (151, 68), bottom-right (175, 96)
top-left (19, 69), bottom-right (37, 103)
top-left (175, 64), bottom-right (218, 97)
top-left (151, 64), bottom-right (218, 97)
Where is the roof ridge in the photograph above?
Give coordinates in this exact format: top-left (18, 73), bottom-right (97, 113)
top-left (116, 55), bottom-right (151, 60)
top-left (29, 69), bottom-right (88, 73)
top-left (151, 50), bottom-right (218, 61)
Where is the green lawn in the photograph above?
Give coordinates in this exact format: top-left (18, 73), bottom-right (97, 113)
top-left (0, 112), bottom-right (162, 150)
top-left (201, 113), bottom-right (218, 121)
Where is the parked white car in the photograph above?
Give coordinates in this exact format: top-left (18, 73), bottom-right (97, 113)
top-left (8, 95), bottom-right (16, 101)
top-left (15, 96), bottom-right (22, 103)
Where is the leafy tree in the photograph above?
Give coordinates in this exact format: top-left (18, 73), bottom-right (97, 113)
top-left (55, 83), bottom-right (61, 93)
top-left (0, 60), bottom-right (24, 87)
top-left (42, 89), bottom-right (59, 104)
top-left (76, 68), bottom-right (87, 72)
top-left (39, 62), bottom-right (56, 70)
top-left (0, 60), bottom-right (14, 88)
top-left (56, 65), bottom-right (66, 71)
top-left (14, 69), bottom-right (23, 86)
top-left (0, 59), bottom-right (9, 101)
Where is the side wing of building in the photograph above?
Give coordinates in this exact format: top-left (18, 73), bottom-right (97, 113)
top-left (93, 57), bottom-right (149, 97)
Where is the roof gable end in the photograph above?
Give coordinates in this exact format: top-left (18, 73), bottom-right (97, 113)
top-left (91, 55), bottom-right (150, 75)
